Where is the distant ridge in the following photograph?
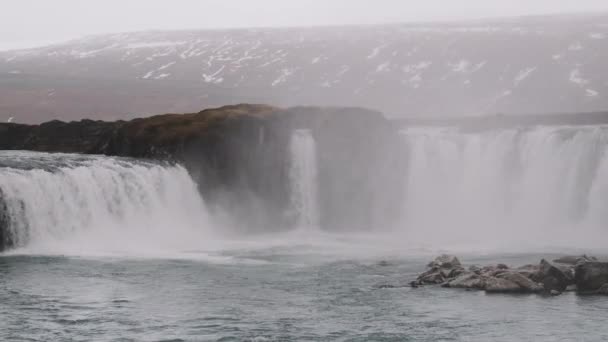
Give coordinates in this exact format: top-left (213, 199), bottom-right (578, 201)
top-left (1, 13), bottom-right (608, 123)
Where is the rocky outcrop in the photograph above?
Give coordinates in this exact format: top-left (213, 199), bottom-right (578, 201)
top-left (414, 255), bottom-right (607, 296)
top-left (0, 104), bottom-right (404, 234)
top-left (575, 262), bottom-right (608, 294)
top-left (536, 259), bottom-right (572, 292)
top-left (413, 255), bottom-right (465, 285)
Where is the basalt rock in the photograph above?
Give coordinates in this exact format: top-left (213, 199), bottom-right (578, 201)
top-left (575, 262), bottom-right (608, 293)
top-left (495, 271), bottom-right (543, 293)
top-left (414, 255), bottom-right (604, 296)
top-left (443, 273), bottom-right (485, 289)
top-left (538, 259), bottom-right (571, 292)
top-left (554, 255), bottom-right (597, 265)
top-left (484, 277), bottom-right (523, 293)
top-left (414, 255), bottom-right (465, 285)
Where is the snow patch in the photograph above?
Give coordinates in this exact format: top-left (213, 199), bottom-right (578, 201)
top-left (154, 73), bottom-right (170, 79)
top-left (157, 61), bottom-right (176, 71)
top-left (402, 61), bottom-right (432, 73)
top-left (142, 71), bottom-right (154, 79)
top-left (552, 54), bottom-right (562, 60)
top-left (272, 68), bottom-right (295, 86)
top-left (569, 68), bottom-right (589, 86)
top-left (449, 60), bottom-right (471, 73)
top-left (471, 61), bottom-right (487, 72)
top-left (311, 57), bottom-right (322, 64)
top-left (589, 33), bottom-right (605, 40)
top-left (586, 89), bottom-right (599, 97)
top-left (513, 67), bottom-right (537, 86)
top-left (376, 62), bottom-right (390, 72)
top-left (367, 44), bottom-right (387, 59)
top-left (568, 42), bottom-right (583, 51)
top-left (202, 65), bottom-right (225, 84)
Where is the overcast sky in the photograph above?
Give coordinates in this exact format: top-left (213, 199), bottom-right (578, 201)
top-left (2, 0), bottom-right (608, 50)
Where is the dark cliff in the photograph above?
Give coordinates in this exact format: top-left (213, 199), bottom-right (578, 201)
top-left (0, 104), bottom-right (404, 233)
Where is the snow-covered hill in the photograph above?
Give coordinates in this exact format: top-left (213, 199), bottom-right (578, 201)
top-left (1, 13), bottom-right (608, 123)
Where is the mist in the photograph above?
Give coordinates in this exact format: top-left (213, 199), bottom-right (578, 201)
top-left (2, 0), bottom-right (608, 50)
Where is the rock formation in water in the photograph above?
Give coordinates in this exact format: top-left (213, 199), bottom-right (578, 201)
top-left (0, 104), bottom-right (404, 234)
top-left (413, 255), bottom-right (608, 296)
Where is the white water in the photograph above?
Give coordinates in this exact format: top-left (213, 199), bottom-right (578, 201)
top-left (288, 129), bottom-right (320, 229)
top-left (399, 125), bottom-right (608, 249)
top-left (0, 152), bottom-right (214, 256)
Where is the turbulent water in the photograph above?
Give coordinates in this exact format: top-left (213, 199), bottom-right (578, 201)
top-left (399, 125), bottom-right (608, 248)
top-left (0, 151), bottom-right (213, 256)
top-left (2, 127), bottom-right (608, 341)
top-left (288, 129), bottom-right (320, 229)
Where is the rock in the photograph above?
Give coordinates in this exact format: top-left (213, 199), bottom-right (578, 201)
top-left (516, 264), bottom-right (540, 280)
top-left (480, 265), bottom-right (510, 277)
top-left (428, 254), bottom-right (462, 269)
top-left (484, 277), bottom-right (522, 293)
top-left (414, 255), bottom-right (465, 286)
top-left (443, 273), bottom-right (485, 289)
top-left (550, 290), bottom-right (562, 296)
top-left (538, 259), bottom-right (570, 292)
top-left (575, 262), bottom-right (608, 292)
top-left (553, 255), bottom-right (597, 265)
top-left (469, 265), bottom-right (482, 274)
top-left (496, 271), bottom-right (543, 293)
top-left (594, 284), bottom-right (608, 295)
top-left (377, 260), bottom-right (390, 267)
top-left (416, 269), bottom-right (445, 285)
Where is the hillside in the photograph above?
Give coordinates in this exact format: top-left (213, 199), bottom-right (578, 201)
top-left (1, 13), bottom-right (608, 123)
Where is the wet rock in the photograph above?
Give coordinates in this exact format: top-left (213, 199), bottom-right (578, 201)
top-left (484, 277), bottom-right (522, 293)
top-left (443, 273), bottom-right (485, 289)
top-left (553, 255), bottom-right (597, 265)
top-left (516, 264), bottom-right (540, 279)
top-left (575, 262), bottom-right (608, 292)
top-left (428, 254), bottom-right (462, 269)
top-left (496, 271), bottom-right (543, 293)
top-left (377, 260), bottom-right (391, 267)
top-left (538, 259), bottom-right (570, 292)
top-left (594, 284), bottom-right (608, 295)
top-left (413, 255), bottom-right (608, 296)
top-left (468, 265), bottom-right (482, 274)
top-left (416, 269), bottom-right (445, 285)
top-left (481, 265), bottom-right (510, 277)
top-left (414, 255), bottom-right (465, 285)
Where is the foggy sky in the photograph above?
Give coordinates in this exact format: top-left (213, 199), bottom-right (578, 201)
top-left (2, 0), bottom-right (608, 50)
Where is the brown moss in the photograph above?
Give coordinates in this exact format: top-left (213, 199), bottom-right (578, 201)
top-left (121, 104), bottom-right (280, 146)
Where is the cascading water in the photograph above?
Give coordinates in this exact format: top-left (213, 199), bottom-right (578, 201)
top-left (0, 151), bottom-right (214, 255)
top-left (288, 129), bottom-right (320, 229)
top-left (399, 125), bottom-right (608, 248)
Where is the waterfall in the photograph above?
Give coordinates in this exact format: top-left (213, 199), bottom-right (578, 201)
top-left (399, 125), bottom-right (608, 247)
top-left (0, 151), bottom-right (213, 255)
top-left (289, 129), bottom-right (320, 229)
